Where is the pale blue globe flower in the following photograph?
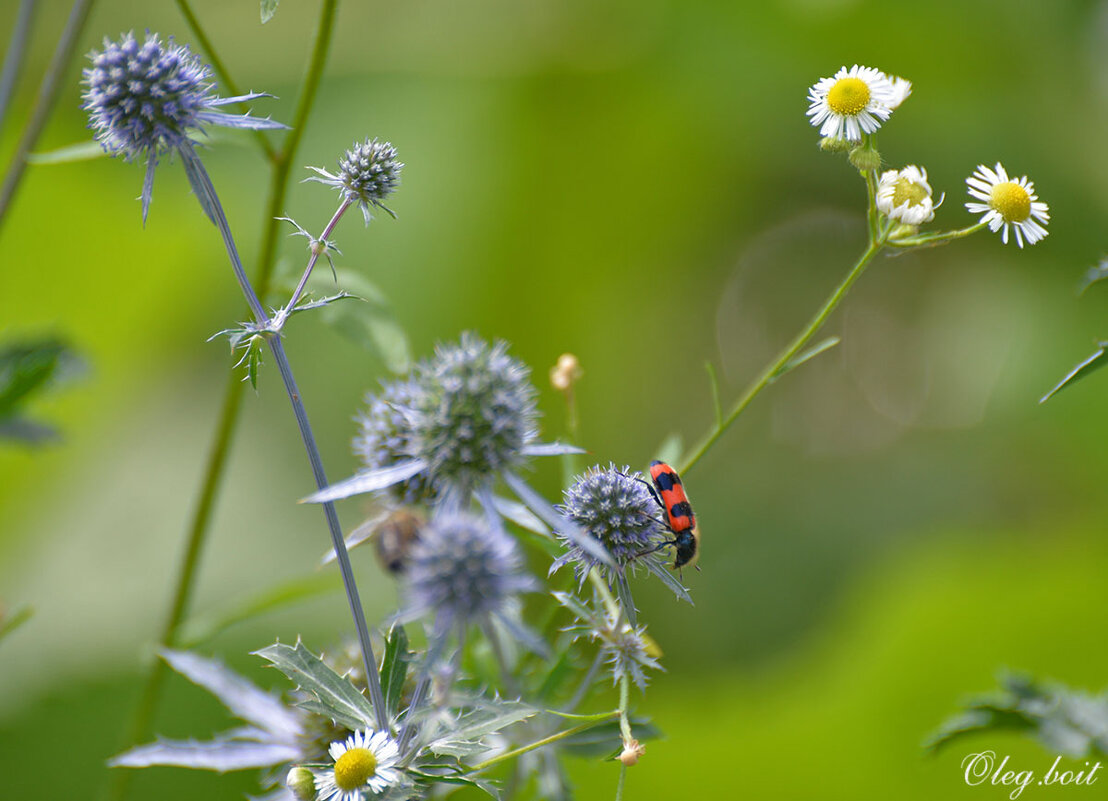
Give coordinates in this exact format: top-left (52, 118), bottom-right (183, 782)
top-left (308, 138), bottom-right (403, 224)
top-left (305, 334), bottom-right (613, 569)
top-left (82, 32), bottom-right (285, 222)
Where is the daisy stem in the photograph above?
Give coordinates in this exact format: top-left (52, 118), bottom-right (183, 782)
top-left (679, 238), bottom-right (882, 475)
top-left (469, 712), bottom-right (620, 771)
top-left (887, 221), bottom-right (988, 249)
top-left (0, 0), bottom-right (94, 237)
top-left (615, 764), bottom-right (628, 801)
top-left (864, 166), bottom-right (879, 244)
top-left (274, 198), bottom-right (352, 328)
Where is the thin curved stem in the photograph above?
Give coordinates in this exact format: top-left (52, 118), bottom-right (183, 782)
top-left (0, 0), bottom-right (94, 238)
top-left (680, 240), bottom-right (882, 475)
top-left (0, 0), bottom-right (36, 134)
top-left (275, 199), bottom-right (351, 327)
top-left (468, 712), bottom-right (620, 772)
top-left (174, 0), bottom-right (275, 162)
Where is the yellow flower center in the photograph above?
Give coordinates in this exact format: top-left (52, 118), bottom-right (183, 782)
top-left (990, 181), bottom-right (1031, 222)
top-left (827, 77), bottom-right (870, 116)
top-left (892, 177), bottom-right (928, 208)
top-left (334, 747), bottom-right (377, 791)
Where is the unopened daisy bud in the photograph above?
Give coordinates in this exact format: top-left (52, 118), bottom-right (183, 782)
top-left (620, 739), bottom-right (646, 766)
top-left (308, 138), bottom-right (403, 225)
top-left (550, 353), bottom-right (583, 392)
top-left (848, 143), bottom-right (882, 172)
top-left (806, 65), bottom-right (897, 142)
top-left (553, 465), bottom-right (667, 580)
top-left (876, 165), bottom-right (937, 225)
top-left (889, 223), bottom-right (919, 240)
top-left (402, 511), bottom-right (536, 631)
top-left (287, 766), bottom-right (317, 801)
top-left (819, 136), bottom-right (852, 153)
top-left (413, 333), bottom-right (538, 493)
top-left (965, 162), bottom-right (1050, 248)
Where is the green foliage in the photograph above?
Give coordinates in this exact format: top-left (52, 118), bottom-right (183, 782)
top-left (261, 0), bottom-right (280, 24)
top-left (0, 604), bottom-right (32, 644)
top-left (317, 270), bottom-right (411, 375)
top-left (254, 640), bottom-right (379, 731)
top-left (1040, 343), bottom-right (1108, 403)
top-left (0, 338), bottom-right (81, 443)
top-left (927, 674), bottom-right (1108, 758)
top-left (379, 624), bottom-right (411, 720)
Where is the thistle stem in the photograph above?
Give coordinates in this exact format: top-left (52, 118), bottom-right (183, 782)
top-left (0, 0), bottom-right (94, 237)
top-left (180, 151), bottom-right (388, 725)
top-left (276, 199), bottom-right (351, 326)
top-left (110, 3), bottom-right (343, 797)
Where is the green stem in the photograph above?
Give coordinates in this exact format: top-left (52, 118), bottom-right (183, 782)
top-left (0, 0), bottom-right (36, 135)
top-left (0, 0), bottom-right (94, 238)
top-left (615, 765), bottom-right (627, 801)
top-left (587, 567), bottom-right (621, 621)
top-left (618, 674), bottom-right (632, 742)
top-left (469, 712), bottom-right (620, 772)
top-left (175, 0), bottom-right (276, 162)
top-left (887, 221), bottom-right (987, 249)
top-left (679, 239), bottom-right (882, 475)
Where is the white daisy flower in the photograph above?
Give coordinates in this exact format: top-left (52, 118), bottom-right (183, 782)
top-left (314, 730), bottom-right (401, 800)
top-left (886, 75), bottom-right (912, 109)
top-left (876, 165), bottom-right (938, 225)
top-left (965, 162), bottom-right (1050, 247)
top-left (806, 65), bottom-right (897, 142)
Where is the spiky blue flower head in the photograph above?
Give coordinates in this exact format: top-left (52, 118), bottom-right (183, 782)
top-left (353, 379), bottom-right (435, 505)
top-left (412, 333), bottom-right (538, 495)
top-left (401, 511), bottom-right (535, 633)
top-left (81, 32), bottom-right (284, 222)
top-left (308, 139), bottom-right (403, 225)
top-left (553, 465), bottom-right (667, 580)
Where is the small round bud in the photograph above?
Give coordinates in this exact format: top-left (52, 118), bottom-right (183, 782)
top-left (287, 766), bottom-right (317, 801)
top-left (849, 144), bottom-right (882, 172)
top-left (550, 353), bottom-right (583, 392)
top-left (308, 138), bottom-right (402, 224)
top-left (619, 739), bottom-right (645, 766)
top-left (819, 136), bottom-right (851, 153)
top-left (889, 223), bottom-right (919, 240)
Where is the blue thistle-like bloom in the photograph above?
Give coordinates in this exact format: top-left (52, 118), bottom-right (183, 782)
top-left (553, 465), bottom-right (692, 613)
top-left (554, 465), bottom-right (667, 578)
top-left (81, 32), bottom-right (285, 222)
top-left (308, 138), bottom-right (403, 225)
top-left (401, 511), bottom-right (535, 635)
top-left (353, 380), bottom-right (435, 506)
top-left (305, 334), bottom-right (611, 571)
top-left (413, 333), bottom-right (538, 495)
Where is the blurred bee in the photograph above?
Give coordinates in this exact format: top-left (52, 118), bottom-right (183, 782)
top-left (321, 507), bottom-right (425, 575)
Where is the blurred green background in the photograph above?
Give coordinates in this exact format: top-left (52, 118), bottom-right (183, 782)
top-left (3, 0), bottom-right (1108, 798)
